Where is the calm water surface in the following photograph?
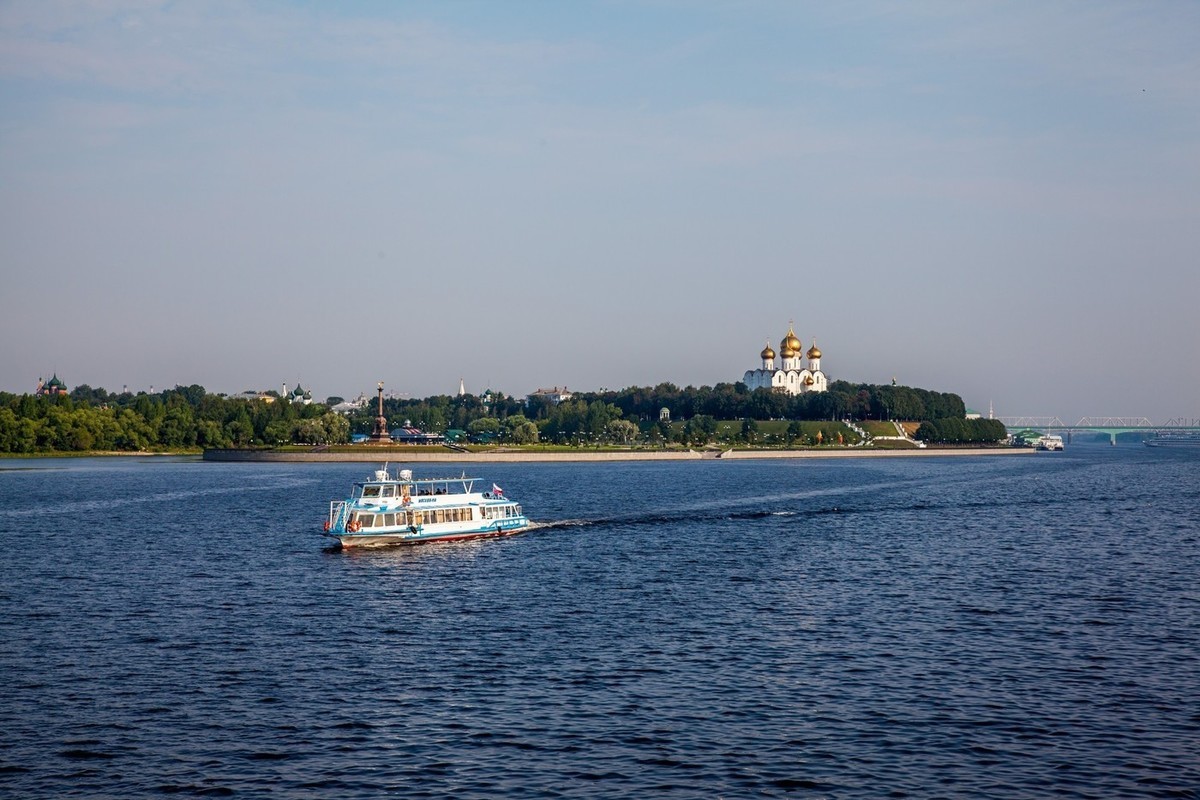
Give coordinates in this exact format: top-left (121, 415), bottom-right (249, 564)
top-left (1, 448), bottom-right (1197, 798)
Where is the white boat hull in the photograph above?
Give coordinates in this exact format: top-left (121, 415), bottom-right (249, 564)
top-left (329, 521), bottom-right (531, 548)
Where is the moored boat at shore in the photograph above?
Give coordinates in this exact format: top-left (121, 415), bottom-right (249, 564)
top-left (1036, 434), bottom-right (1065, 451)
top-left (323, 465), bottom-right (530, 547)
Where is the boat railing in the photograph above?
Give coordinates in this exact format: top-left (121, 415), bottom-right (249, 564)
top-left (328, 500), bottom-right (349, 530)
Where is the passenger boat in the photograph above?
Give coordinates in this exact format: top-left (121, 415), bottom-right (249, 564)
top-left (1145, 431), bottom-right (1200, 448)
top-left (1036, 434), bottom-right (1065, 451)
top-left (323, 465), bottom-right (530, 548)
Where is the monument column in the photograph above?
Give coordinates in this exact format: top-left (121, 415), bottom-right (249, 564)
top-left (369, 381), bottom-right (392, 443)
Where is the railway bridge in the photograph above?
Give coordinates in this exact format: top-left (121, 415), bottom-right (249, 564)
top-left (993, 417), bottom-right (1200, 445)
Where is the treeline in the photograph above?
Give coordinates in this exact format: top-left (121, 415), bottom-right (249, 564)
top-left (0, 385), bottom-right (347, 453)
top-left (348, 380), bottom-right (982, 446)
top-left (569, 381), bottom-right (967, 423)
top-left (0, 379), bottom-right (996, 453)
top-left (366, 380), bottom-right (966, 432)
top-left (357, 396), bottom-right (853, 448)
top-left (914, 418), bottom-right (1007, 445)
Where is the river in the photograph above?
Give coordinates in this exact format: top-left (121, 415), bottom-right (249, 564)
top-left (1, 446), bottom-right (1197, 798)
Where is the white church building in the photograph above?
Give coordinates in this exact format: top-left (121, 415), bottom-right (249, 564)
top-left (743, 323), bottom-right (828, 395)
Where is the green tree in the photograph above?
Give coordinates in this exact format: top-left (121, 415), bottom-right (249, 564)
top-left (264, 420), bottom-right (293, 445)
top-left (159, 405), bottom-right (197, 448)
top-left (786, 420), bottom-right (804, 446)
top-left (116, 409), bottom-right (156, 450)
top-left (195, 419), bottom-right (228, 448)
top-left (468, 417), bottom-right (501, 436)
top-left (508, 417), bottom-right (540, 444)
top-left (605, 419), bottom-right (638, 444)
top-left (321, 412), bottom-right (350, 444)
top-left (685, 415), bottom-right (718, 445)
top-left (225, 408), bottom-right (255, 447)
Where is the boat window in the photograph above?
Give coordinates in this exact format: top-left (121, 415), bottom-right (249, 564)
top-left (360, 514), bottom-right (376, 528)
top-left (383, 513), bottom-right (395, 527)
top-left (380, 485), bottom-right (396, 498)
top-left (396, 511), bottom-right (408, 526)
top-left (411, 511), bottom-right (422, 525)
top-left (362, 485), bottom-right (381, 498)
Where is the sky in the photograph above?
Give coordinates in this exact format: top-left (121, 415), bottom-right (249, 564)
top-left (2, 1), bottom-right (1197, 423)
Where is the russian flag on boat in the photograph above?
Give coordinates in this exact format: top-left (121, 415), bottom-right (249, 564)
top-left (492, 483), bottom-right (504, 496)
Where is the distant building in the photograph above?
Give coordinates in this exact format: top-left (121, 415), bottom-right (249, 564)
top-left (390, 421), bottom-right (445, 445)
top-left (659, 407), bottom-right (671, 422)
top-left (284, 383), bottom-right (313, 405)
top-left (331, 393), bottom-right (369, 415)
top-left (230, 390), bottom-right (276, 403)
top-left (36, 374), bottom-right (69, 397)
top-left (742, 323), bottom-right (828, 395)
top-left (529, 386), bottom-right (574, 405)
top-left (458, 379), bottom-right (496, 409)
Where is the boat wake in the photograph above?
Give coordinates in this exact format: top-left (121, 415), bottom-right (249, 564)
top-left (531, 492), bottom-right (1046, 531)
top-left (0, 476), bottom-right (319, 519)
top-left (533, 508), bottom-right (806, 532)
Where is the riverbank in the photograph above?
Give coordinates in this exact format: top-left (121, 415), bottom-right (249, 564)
top-left (202, 447), bottom-right (1033, 463)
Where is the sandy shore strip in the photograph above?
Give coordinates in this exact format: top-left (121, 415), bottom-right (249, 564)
top-left (203, 447), bottom-right (1034, 463)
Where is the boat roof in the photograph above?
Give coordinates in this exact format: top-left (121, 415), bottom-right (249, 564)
top-left (357, 476), bottom-right (481, 485)
top-left (354, 471), bottom-right (482, 487)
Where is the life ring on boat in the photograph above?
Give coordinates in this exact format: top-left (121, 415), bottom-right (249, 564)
top-left (323, 520), bottom-right (331, 532)
top-left (347, 520), bottom-right (361, 533)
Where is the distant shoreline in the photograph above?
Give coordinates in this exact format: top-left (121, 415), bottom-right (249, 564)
top-left (200, 447), bottom-right (1034, 463)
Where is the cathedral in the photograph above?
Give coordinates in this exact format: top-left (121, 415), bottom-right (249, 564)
top-left (743, 324), bottom-right (828, 395)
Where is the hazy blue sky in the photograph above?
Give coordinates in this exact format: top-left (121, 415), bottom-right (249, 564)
top-left (2, 1), bottom-right (1197, 422)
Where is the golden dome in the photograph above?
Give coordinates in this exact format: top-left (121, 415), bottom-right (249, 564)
top-left (781, 325), bottom-right (801, 355)
top-left (760, 341), bottom-right (776, 360)
top-left (804, 375), bottom-right (815, 385)
top-left (807, 340), bottom-right (821, 360)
